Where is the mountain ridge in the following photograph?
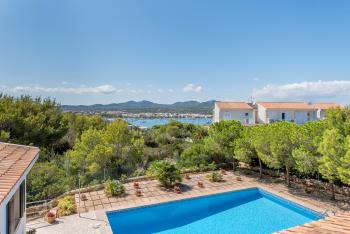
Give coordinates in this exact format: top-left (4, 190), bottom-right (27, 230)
top-left (61, 100), bottom-right (216, 114)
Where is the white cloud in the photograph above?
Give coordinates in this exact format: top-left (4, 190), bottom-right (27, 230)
top-left (157, 88), bottom-right (164, 93)
top-left (61, 81), bottom-right (69, 85)
top-left (253, 80), bottom-right (350, 99)
top-left (11, 84), bottom-right (116, 94)
top-left (182, 83), bottom-right (203, 93)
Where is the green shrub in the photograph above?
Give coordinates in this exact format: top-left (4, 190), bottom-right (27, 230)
top-left (119, 174), bottom-right (128, 183)
top-left (26, 229), bottom-right (36, 234)
top-left (104, 179), bottom-right (125, 197)
top-left (207, 171), bottom-right (223, 182)
top-left (58, 196), bottom-right (76, 216)
top-left (147, 160), bottom-right (182, 188)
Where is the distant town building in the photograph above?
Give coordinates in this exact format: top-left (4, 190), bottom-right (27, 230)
top-left (213, 102), bottom-right (255, 124)
top-left (0, 143), bottom-right (39, 234)
top-left (313, 103), bottom-right (343, 120)
top-left (214, 101), bottom-right (342, 124)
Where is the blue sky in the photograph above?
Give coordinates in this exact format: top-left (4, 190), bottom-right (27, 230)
top-left (0, 0), bottom-right (350, 105)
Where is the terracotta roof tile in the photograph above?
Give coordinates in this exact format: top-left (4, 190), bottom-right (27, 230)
top-left (216, 101), bottom-right (253, 110)
top-left (0, 143), bottom-right (39, 205)
top-left (257, 102), bottom-right (316, 110)
top-left (313, 103), bottom-right (343, 109)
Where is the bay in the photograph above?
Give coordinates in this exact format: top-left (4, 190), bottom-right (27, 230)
top-left (108, 118), bottom-right (213, 128)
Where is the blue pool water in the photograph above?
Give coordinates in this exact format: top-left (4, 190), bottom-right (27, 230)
top-left (107, 188), bottom-right (323, 234)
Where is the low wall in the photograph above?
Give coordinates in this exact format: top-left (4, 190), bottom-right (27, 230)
top-left (27, 166), bottom-right (350, 219)
top-left (241, 164), bottom-right (350, 196)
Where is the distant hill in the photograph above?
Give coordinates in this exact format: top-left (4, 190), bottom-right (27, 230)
top-left (61, 100), bottom-right (216, 114)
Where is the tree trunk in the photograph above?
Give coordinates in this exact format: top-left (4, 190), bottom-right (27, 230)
top-left (258, 158), bottom-right (262, 179)
top-left (331, 183), bottom-right (335, 200)
top-left (232, 158), bottom-right (236, 171)
top-left (286, 167), bottom-right (291, 187)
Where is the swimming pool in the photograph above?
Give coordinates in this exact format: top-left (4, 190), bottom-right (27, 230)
top-left (106, 187), bottom-right (323, 234)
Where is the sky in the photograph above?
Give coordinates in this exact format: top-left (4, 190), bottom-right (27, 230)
top-left (0, 0), bottom-right (350, 105)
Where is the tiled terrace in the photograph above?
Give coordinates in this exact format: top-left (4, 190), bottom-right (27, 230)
top-left (28, 170), bottom-right (349, 234)
top-left (277, 212), bottom-right (350, 234)
top-left (74, 171), bottom-right (339, 214)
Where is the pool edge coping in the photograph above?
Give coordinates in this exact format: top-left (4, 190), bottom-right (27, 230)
top-left (102, 185), bottom-right (325, 234)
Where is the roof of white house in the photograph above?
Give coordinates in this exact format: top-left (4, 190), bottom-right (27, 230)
top-left (215, 101), bottom-right (253, 110)
top-left (256, 102), bottom-right (343, 110)
top-left (313, 103), bottom-right (343, 109)
top-left (257, 102), bottom-right (316, 110)
top-left (0, 143), bottom-right (39, 205)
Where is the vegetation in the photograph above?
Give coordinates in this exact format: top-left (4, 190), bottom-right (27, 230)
top-left (147, 160), bottom-right (182, 188)
top-left (104, 179), bottom-right (125, 197)
top-left (207, 171), bottom-right (223, 182)
top-left (1, 94), bottom-right (349, 202)
top-left (57, 196), bottom-right (76, 216)
top-left (66, 120), bottom-right (144, 186)
top-left (27, 161), bottom-right (73, 201)
top-left (318, 129), bottom-right (345, 199)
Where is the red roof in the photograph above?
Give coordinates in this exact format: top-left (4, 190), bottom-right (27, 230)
top-left (313, 103), bottom-right (343, 109)
top-left (0, 143), bottom-right (39, 205)
top-left (216, 101), bottom-right (253, 110)
top-left (257, 102), bottom-right (315, 110)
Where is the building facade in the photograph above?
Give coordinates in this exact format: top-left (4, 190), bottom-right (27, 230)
top-left (213, 101), bottom-right (255, 125)
top-left (214, 101), bottom-right (342, 124)
top-left (256, 102), bottom-right (317, 124)
top-left (0, 143), bottom-right (39, 234)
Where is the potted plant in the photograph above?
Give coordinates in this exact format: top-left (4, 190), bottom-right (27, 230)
top-left (207, 172), bottom-right (223, 182)
top-left (146, 160), bottom-right (182, 188)
top-left (236, 176), bottom-right (242, 181)
top-left (197, 181), bottom-right (204, 188)
top-left (104, 179), bottom-right (125, 197)
top-left (174, 185), bottom-right (181, 194)
top-left (135, 189), bottom-right (142, 196)
top-left (46, 211), bottom-right (56, 224)
top-left (220, 168), bottom-right (226, 175)
top-left (133, 182), bottom-right (140, 189)
top-left (80, 193), bottom-right (87, 201)
top-left (185, 174), bottom-right (191, 180)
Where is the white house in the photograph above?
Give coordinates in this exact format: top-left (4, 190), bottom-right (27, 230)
top-left (256, 102), bottom-right (317, 124)
top-left (214, 101), bottom-right (343, 125)
top-left (213, 101), bottom-right (255, 124)
top-left (313, 103), bottom-right (343, 119)
top-left (0, 143), bottom-right (39, 234)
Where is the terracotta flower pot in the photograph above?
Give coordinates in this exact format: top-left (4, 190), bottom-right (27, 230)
top-left (135, 189), bottom-right (142, 196)
top-left (80, 193), bottom-right (87, 201)
top-left (174, 186), bottom-right (181, 194)
top-left (185, 174), bottom-right (191, 180)
top-left (133, 182), bottom-right (140, 189)
top-left (197, 181), bottom-right (204, 188)
top-left (220, 169), bottom-right (226, 175)
top-left (47, 215), bottom-right (56, 224)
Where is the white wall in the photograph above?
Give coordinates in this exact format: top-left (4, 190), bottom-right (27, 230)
top-left (317, 109), bottom-right (326, 119)
top-left (257, 105), bottom-right (266, 123)
top-left (0, 155), bottom-right (38, 234)
top-left (213, 104), bottom-right (220, 122)
top-left (216, 109), bottom-right (255, 124)
top-left (265, 109), bottom-right (317, 124)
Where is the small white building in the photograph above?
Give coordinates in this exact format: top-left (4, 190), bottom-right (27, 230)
top-left (213, 101), bottom-right (255, 124)
top-left (0, 143), bottom-right (39, 234)
top-left (314, 103), bottom-right (343, 119)
top-left (256, 102), bottom-right (317, 124)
